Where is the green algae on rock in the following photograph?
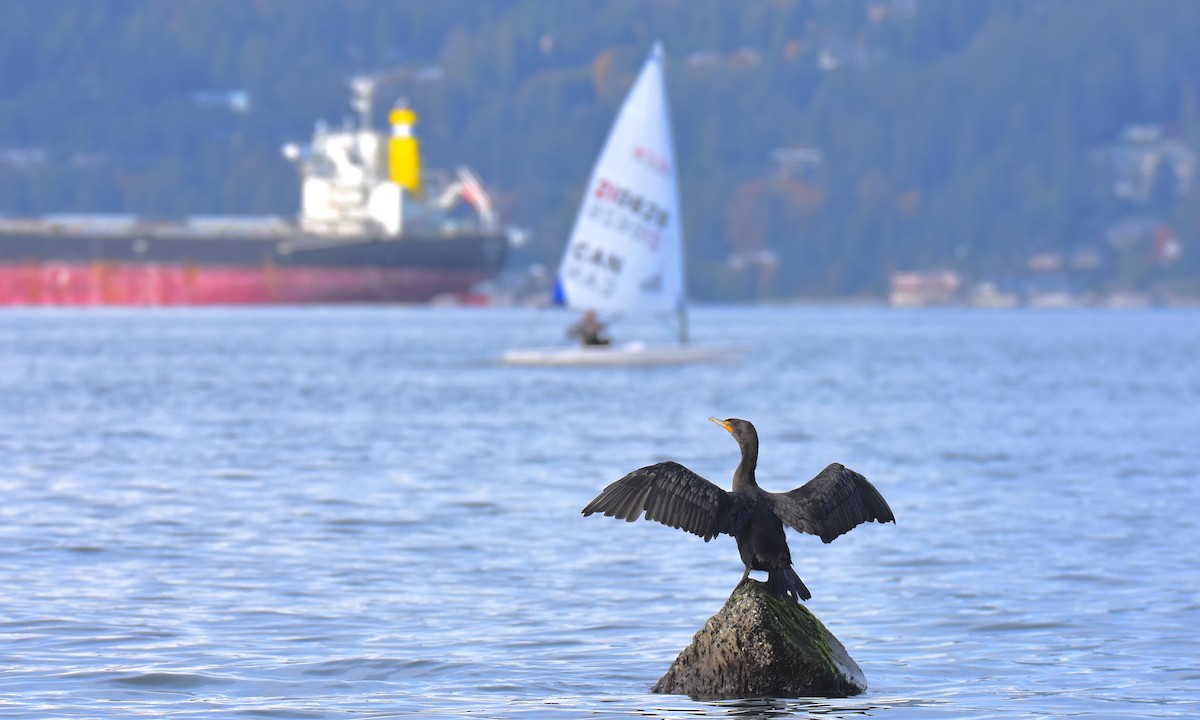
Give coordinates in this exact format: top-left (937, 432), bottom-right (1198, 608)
top-left (652, 579), bottom-right (868, 699)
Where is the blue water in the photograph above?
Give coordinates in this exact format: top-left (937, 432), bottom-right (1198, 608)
top-left (1, 306), bottom-right (1197, 718)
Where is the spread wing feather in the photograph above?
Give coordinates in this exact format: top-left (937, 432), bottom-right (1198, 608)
top-left (768, 463), bottom-right (895, 543)
top-left (582, 461), bottom-right (751, 541)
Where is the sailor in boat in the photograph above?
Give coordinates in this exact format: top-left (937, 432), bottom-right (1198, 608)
top-left (567, 309), bottom-right (611, 347)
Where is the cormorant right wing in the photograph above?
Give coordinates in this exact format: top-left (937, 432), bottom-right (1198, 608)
top-left (581, 461), bottom-right (751, 541)
top-left (767, 463), bottom-right (895, 544)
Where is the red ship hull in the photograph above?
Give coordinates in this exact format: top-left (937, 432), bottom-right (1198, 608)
top-left (0, 222), bottom-right (509, 306)
top-left (0, 262), bottom-right (495, 305)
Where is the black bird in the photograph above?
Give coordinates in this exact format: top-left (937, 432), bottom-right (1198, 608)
top-left (581, 417), bottom-right (895, 602)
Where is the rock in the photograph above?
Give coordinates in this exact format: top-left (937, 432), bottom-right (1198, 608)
top-left (651, 579), bottom-right (867, 699)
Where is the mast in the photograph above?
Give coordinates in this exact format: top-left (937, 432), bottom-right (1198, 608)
top-left (661, 41), bottom-right (687, 347)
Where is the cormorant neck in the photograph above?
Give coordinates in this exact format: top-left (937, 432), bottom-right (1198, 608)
top-left (732, 440), bottom-right (758, 492)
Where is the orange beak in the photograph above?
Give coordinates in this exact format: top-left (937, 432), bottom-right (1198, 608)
top-left (708, 416), bottom-right (732, 433)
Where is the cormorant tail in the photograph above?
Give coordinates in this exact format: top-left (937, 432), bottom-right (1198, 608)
top-left (767, 567), bottom-right (811, 602)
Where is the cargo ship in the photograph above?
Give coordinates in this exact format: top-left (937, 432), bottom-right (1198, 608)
top-left (0, 78), bottom-right (511, 305)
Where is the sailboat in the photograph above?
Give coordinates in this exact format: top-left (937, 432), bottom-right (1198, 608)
top-left (500, 43), bottom-right (741, 367)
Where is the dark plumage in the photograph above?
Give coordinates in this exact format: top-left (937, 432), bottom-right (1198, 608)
top-left (581, 417), bottom-right (895, 602)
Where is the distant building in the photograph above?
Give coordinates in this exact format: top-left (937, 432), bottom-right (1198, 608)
top-left (1094, 124), bottom-right (1195, 204)
top-left (968, 282), bottom-right (1019, 308)
top-left (1027, 252), bottom-right (1064, 273)
top-left (191, 89), bottom-right (251, 113)
top-left (0, 147), bottom-right (47, 168)
top-left (889, 271), bottom-right (961, 306)
top-left (1104, 216), bottom-right (1182, 266)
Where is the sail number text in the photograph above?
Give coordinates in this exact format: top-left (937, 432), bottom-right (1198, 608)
top-left (587, 178), bottom-right (670, 251)
top-left (564, 240), bottom-right (622, 297)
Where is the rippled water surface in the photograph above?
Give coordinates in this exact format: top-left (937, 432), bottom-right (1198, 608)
top-left (1, 306), bottom-right (1197, 718)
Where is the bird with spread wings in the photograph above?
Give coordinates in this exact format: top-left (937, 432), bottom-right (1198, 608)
top-left (582, 417), bottom-right (895, 601)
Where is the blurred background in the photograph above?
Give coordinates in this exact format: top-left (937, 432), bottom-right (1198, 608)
top-left (2, 0), bottom-right (1199, 304)
top-left (3, 4), bottom-right (1200, 718)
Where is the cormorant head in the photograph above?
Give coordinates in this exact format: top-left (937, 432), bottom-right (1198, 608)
top-left (709, 416), bottom-right (758, 450)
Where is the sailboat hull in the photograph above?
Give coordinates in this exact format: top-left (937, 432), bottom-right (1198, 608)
top-left (499, 342), bottom-right (742, 367)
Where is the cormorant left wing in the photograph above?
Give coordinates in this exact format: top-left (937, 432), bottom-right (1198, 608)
top-left (582, 461), bottom-right (751, 541)
top-left (767, 463), bottom-right (895, 543)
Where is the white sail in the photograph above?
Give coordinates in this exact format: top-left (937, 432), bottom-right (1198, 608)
top-left (557, 42), bottom-right (684, 315)
top-left (499, 42), bottom-right (742, 366)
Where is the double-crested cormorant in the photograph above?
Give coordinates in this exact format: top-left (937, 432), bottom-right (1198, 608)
top-left (582, 417), bottom-right (895, 602)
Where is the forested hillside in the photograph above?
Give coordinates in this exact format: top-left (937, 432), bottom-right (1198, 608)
top-left (2, 0), bottom-right (1198, 300)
